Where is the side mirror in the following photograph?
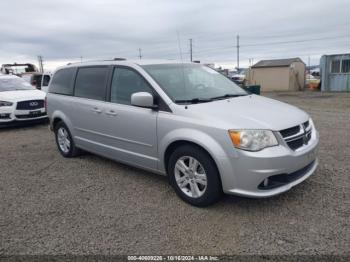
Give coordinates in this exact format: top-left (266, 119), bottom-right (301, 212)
top-left (131, 92), bottom-right (157, 109)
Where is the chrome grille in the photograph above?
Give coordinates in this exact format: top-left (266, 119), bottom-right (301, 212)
top-left (280, 121), bottom-right (312, 151)
top-left (16, 100), bottom-right (44, 110)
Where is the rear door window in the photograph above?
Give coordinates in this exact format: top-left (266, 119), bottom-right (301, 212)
top-left (49, 68), bottom-right (76, 95)
top-left (74, 67), bottom-right (108, 101)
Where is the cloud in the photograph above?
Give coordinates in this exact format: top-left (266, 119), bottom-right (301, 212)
top-left (0, 0), bottom-right (349, 69)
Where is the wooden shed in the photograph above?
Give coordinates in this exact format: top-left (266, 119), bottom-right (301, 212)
top-left (246, 58), bottom-right (306, 91)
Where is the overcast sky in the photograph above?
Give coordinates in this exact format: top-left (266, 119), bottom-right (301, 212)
top-left (0, 0), bottom-right (349, 70)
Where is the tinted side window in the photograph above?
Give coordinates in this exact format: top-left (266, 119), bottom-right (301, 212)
top-left (111, 67), bottom-right (153, 105)
top-left (49, 68), bottom-right (75, 95)
top-left (42, 75), bottom-right (50, 86)
top-left (74, 67), bottom-right (108, 101)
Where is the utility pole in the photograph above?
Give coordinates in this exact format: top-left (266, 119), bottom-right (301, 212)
top-left (308, 56), bottom-right (311, 81)
top-left (249, 58), bottom-right (254, 67)
top-left (37, 55), bottom-right (44, 73)
top-left (236, 35), bottom-right (240, 71)
top-left (189, 38), bottom-right (193, 62)
top-left (138, 48), bottom-right (142, 60)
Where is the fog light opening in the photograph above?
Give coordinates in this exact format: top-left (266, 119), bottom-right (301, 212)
top-left (263, 178), bottom-right (269, 187)
top-left (0, 113), bottom-right (11, 119)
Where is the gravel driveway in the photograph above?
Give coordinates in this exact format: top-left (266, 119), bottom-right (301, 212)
top-left (0, 91), bottom-right (349, 256)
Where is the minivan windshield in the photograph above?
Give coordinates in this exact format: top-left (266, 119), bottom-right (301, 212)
top-left (0, 77), bottom-right (35, 92)
top-left (141, 64), bottom-right (248, 104)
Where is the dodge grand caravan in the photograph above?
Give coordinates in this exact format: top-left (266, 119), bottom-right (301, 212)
top-left (47, 60), bottom-right (319, 206)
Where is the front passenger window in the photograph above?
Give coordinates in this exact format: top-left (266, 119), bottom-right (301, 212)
top-left (111, 67), bottom-right (153, 105)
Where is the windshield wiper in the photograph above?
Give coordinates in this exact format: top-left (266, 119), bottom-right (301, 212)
top-left (210, 93), bottom-right (247, 100)
top-left (175, 98), bottom-right (213, 104)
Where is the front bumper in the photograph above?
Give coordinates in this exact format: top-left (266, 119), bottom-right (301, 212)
top-left (0, 107), bottom-right (47, 124)
top-left (220, 129), bottom-right (319, 198)
top-left (227, 158), bottom-right (318, 197)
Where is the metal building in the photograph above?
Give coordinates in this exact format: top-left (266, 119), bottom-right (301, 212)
top-left (320, 53), bottom-right (350, 92)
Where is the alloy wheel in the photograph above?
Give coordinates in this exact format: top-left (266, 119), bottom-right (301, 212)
top-left (174, 156), bottom-right (208, 198)
top-left (57, 127), bottom-right (71, 153)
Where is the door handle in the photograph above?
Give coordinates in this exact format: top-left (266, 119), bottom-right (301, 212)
top-left (92, 107), bottom-right (102, 114)
top-left (105, 110), bottom-right (118, 116)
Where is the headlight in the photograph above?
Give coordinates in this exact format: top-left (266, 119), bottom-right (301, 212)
top-left (0, 101), bottom-right (13, 107)
top-left (229, 129), bottom-right (278, 151)
top-left (309, 117), bottom-right (315, 129)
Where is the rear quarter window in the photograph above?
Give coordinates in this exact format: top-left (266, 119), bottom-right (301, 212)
top-left (49, 68), bottom-right (76, 95)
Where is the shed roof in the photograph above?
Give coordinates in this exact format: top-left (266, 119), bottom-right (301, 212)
top-left (252, 58), bottom-right (304, 68)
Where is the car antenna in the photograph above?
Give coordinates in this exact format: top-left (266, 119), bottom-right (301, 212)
top-left (176, 30), bottom-right (187, 101)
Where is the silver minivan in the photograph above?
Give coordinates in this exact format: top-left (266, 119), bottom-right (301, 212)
top-left (47, 60), bottom-right (319, 206)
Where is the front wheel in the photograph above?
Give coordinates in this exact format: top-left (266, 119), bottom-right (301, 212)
top-left (168, 145), bottom-right (222, 207)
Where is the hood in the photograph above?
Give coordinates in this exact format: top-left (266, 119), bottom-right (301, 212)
top-left (0, 89), bottom-right (46, 102)
top-left (181, 95), bottom-right (309, 131)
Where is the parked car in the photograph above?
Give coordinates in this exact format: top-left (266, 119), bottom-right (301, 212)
top-left (231, 69), bottom-right (246, 86)
top-left (306, 74), bottom-right (321, 90)
top-left (22, 72), bottom-right (52, 92)
top-left (0, 75), bottom-right (47, 124)
top-left (40, 73), bottom-right (52, 92)
top-left (47, 60), bottom-right (319, 206)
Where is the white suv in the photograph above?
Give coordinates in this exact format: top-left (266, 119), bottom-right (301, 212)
top-left (0, 74), bottom-right (47, 124)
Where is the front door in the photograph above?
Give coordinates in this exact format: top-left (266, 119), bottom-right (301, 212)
top-left (100, 66), bottom-right (158, 171)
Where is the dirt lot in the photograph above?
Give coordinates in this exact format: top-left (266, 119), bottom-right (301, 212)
top-left (0, 92), bottom-right (349, 256)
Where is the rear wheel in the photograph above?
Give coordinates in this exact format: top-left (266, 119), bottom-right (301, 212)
top-left (168, 145), bottom-right (222, 207)
top-left (54, 121), bottom-right (80, 157)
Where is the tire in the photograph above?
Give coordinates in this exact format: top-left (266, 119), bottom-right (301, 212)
top-left (168, 144), bottom-right (222, 207)
top-left (54, 121), bottom-right (80, 158)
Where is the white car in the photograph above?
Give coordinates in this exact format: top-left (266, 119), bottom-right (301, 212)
top-left (0, 74), bottom-right (47, 124)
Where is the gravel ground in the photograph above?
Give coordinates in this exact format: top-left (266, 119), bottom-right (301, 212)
top-left (0, 91), bottom-right (349, 256)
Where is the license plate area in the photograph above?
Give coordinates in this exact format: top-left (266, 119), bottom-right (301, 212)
top-left (29, 110), bottom-right (41, 116)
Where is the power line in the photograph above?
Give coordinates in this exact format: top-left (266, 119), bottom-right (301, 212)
top-left (38, 33), bottom-right (350, 62)
top-left (190, 35), bottom-right (350, 55)
top-left (35, 34), bottom-right (350, 65)
top-left (186, 22), bottom-right (350, 42)
top-left (242, 35), bottom-right (350, 47)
